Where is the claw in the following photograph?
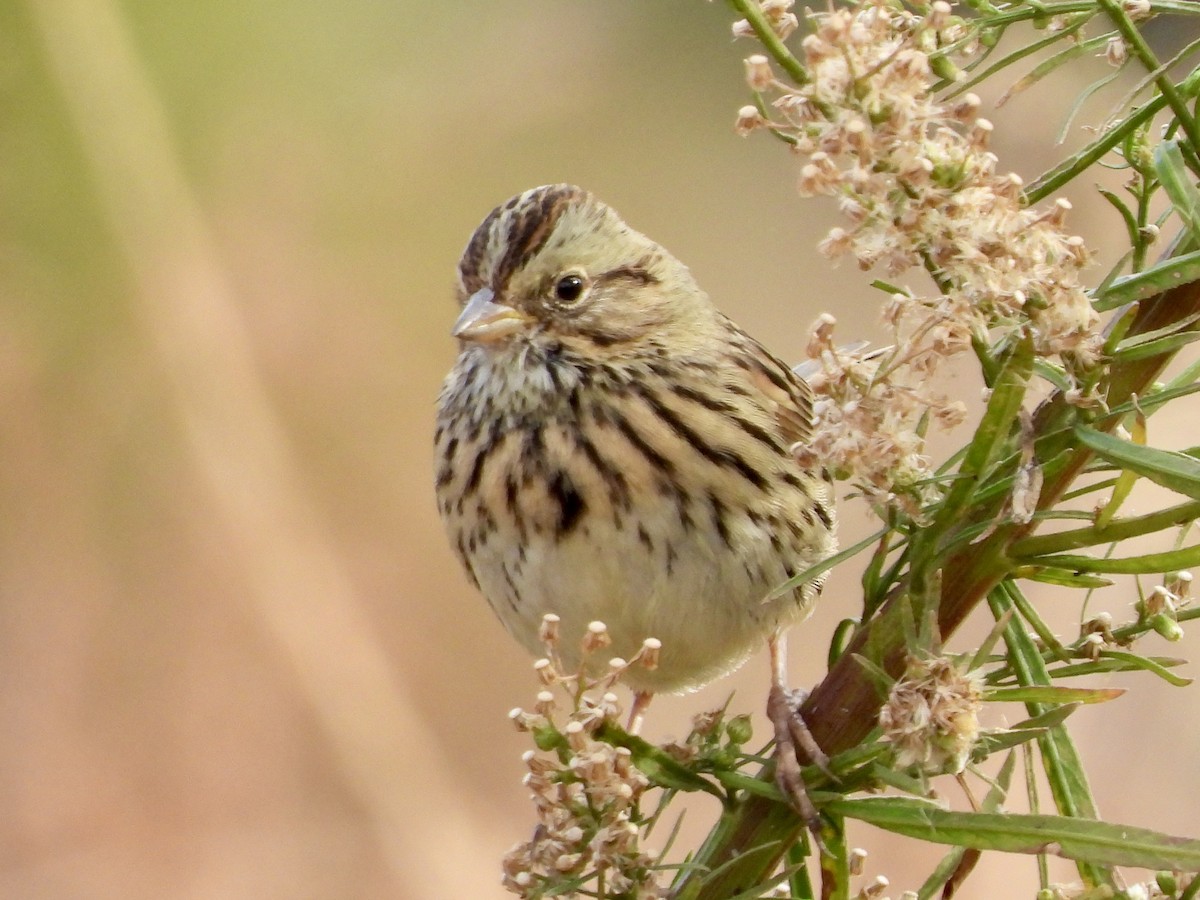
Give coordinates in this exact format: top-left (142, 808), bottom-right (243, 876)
top-left (768, 682), bottom-right (826, 848)
top-left (767, 634), bottom-right (832, 853)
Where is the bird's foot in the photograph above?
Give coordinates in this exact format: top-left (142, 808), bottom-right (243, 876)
top-left (767, 682), bottom-right (831, 850)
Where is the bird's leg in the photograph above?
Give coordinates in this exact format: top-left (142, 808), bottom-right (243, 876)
top-left (767, 633), bottom-right (830, 842)
top-left (627, 690), bottom-right (653, 734)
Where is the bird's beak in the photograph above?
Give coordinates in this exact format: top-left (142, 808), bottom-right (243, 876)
top-left (452, 288), bottom-right (531, 343)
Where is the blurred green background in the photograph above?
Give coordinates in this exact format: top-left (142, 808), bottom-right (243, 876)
top-left (3, 2), bottom-right (1199, 897)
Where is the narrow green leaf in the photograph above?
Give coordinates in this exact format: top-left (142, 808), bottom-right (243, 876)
top-left (990, 585), bottom-right (1110, 887)
top-left (1163, 353), bottom-right (1200, 393)
top-left (969, 607), bottom-right (1015, 671)
top-left (1033, 358), bottom-right (1072, 392)
top-left (786, 840), bottom-right (815, 900)
top-left (1111, 311), bottom-right (1200, 351)
top-left (974, 726), bottom-right (1051, 756)
top-left (983, 685), bottom-right (1124, 704)
top-left (944, 13), bottom-right (1092, 100)
top-left (976, 705), bottom-right (1083, 756)
top-left (1045, 655), bottom-right (1191, 686)
top-left (1097, 649), bottom-right (1194, 686)
top-left (1111, 381), bottom-right (1200, 419)
top-left (1011, 498), bottom-right (1200, 557)
top-left (767, 526), bottom-right (887, 600)
top-left (1074, 426), bottom-right (1200, 501)
top-left (1095, 248), bottom-right (1200, 310)
top-left (1028, 544), bottom-right (1200, 574)
top-left (917, 754), bottom-right (1017, 900)
top-left (1010, 704), bottom-right (1083, 732)
top-left (828, 798), bottom-right (1200, 871)
top-left (1102, 300), bottom-right (1142, 356)
top-left (1028, 92), bottom-right (1167, 203)
top-left (1019, 566), bottom-right (1114, 588)
top-left (1112, 329), bottom-right (1200, 362)
top-left (1057, 66), bottom-right (1124, 144)
top-left (596, 724), bottom-right (723, 797)
top-left (1097, 188), bottom-right (1141, 251)
top-left (1155, 141), bottom-right (1200, 245)
top-left (996, 33), bottom-right (1110, 106)
top-left (932, 336), bottom-right (1032, 532)
top-left (1007, 580), bottom-right (1072, 661)
top-left (1096, 412), bottom-right (1145, 528)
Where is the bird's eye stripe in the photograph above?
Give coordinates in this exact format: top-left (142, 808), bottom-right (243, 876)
top-left (597, 266), bottom-right (658, 285)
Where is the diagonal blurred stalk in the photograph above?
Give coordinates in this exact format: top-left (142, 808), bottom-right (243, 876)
top-left (25, 0), bottom-right (489, 891)
top-left (677, 268), bottom-right (1200, 896)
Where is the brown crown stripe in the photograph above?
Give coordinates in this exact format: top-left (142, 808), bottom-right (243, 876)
top-left (458, 204), bottom-right (501, 299)
top-left (459, 185), bottom-right (589, 298)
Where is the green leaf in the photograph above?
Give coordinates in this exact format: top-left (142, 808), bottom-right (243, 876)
top-left (595, 724), bottom-right (723, 797)
top-left (943, 13), bottom-right (1093, 100)
top-left (1095, 248), bottom-right (1200, 310)
top-left (767, 526), bottom-right (887, 600)
top-left (931, 336), bottom-right (1032, 536)
top-left (1028, 544), bottom-right (1200, 574)
top-left (1011, 498), bottom-right (1200, 557)
top-left (917, 754), bottom-right (1017, 900)
top-left (995, 32), bottom-right (1111, 106)
top-left (1045, 654), bottom-right (1191, 686)
top-left (1155, 141), bottom-right (1200, 245)
top-left (983, 686), bottom-right (1124, 704)
top-left (1095, 412), bottom-right (1145, 527)
top-left (1074, 426), bottom-right (1200, 501)
top-left (1028, 91), bottom-right (1168, 203)
top-left (1097, 650), bottom-right (1194, 686)
top-left (975, 705), bottom-right (1083, 756)
top-left (828, 797), bottom-right (1200, 871)
top-left (989, 585), bottom-right (1110, 886)
top-left (1019, 566), bottom-right (1114, 588)
top-left (1112, 329), bottom-right (1200, 362)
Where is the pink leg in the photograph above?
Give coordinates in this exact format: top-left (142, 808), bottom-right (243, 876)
top-left (627, 690), bottom-right (653, 734)
top-left (767, 633), bottom-right (828, 843)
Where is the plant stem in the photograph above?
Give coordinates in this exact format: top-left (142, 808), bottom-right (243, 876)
top-left (726, 0), bottom-right (810, 85)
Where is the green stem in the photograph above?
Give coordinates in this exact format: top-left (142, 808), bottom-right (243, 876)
top-left (725, 0), bottom-right (809, 86)
top-left (1027, 92), bottom-right (1169, 203)
top-left (1098, 0), bottom-right (1200, 159)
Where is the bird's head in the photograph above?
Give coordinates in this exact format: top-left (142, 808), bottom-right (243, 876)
top-left (453, 185), bottom-right (715, 357)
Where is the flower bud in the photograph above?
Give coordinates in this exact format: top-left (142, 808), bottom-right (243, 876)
top-left (744, 54), bottom-right (774, 92)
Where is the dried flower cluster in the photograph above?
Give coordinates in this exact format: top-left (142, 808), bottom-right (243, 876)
top-left (1046, 871), bottom-right (1195, 900)
top-left (734, 0), bottom-right (1103, 506)
top-left (879, 655), bottom-right (983, 775)
top-left (1138, 569), bottom-right (1192, 643)
top-left (502, 616), bottom-right (665, 898)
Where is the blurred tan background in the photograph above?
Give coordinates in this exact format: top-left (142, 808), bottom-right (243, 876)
top-left (2, 2), bottom-right (1199, 898)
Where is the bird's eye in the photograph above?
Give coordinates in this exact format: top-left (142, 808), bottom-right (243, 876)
top-left (554, 274), bottom-right (586, 305)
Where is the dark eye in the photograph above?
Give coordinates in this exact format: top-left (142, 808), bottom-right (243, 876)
top-left (554, 274), bottom-right (586, 304)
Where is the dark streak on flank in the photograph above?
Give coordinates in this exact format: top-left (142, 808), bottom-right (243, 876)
top-left (520, 426), bottom-right (545, 485)
top-left (606, 406), bottom-right (676, 476)
top-left (501, 562), bottom-right (521, 613)
top-left (708, 492), bottom-right (733, 550)
top-left (671, 383), bottom-right (786, 453)
top-left (548, 470), bottom-right (586, 537)
top-left (632, 384), bottom-right (768, 490)
top-left (815, 501), bottom-right (834, 531)
top-left (636, 524), bottom-right (654, 551)
top-left (574, 428), bottom-right (632, 511)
